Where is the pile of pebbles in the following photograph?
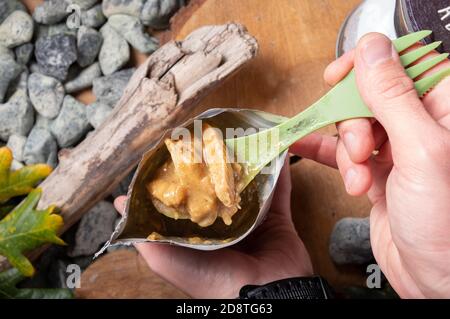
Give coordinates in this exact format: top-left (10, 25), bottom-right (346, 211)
top-left (0, 0), bottom-right (184, 288)
top-left (0, 0), bottom-right (184, 170)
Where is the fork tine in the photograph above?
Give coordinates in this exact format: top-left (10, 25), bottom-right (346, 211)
top-left (415, 67), bottom-right (450, 97)
top-left (400, 41), bottom-right (442, 66)
top-left (406, 53), bottom-right (449, 78)
top-left (393, 30), bottom-right (432, 52)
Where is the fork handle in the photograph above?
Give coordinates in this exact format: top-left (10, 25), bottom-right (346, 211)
top-left (275, 71), bottom-right (373, 153)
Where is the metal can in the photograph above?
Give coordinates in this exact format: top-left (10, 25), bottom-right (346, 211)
top-left (337, 0), bottom-right (450, 57)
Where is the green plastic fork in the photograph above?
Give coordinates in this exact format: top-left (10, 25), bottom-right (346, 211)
top-left (226, 30), bottom-right (450, 191)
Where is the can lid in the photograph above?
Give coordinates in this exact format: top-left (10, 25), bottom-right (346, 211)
top-left (399, 0), bottom-right (450, 52)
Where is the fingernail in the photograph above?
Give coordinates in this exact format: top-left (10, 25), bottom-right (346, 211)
top-left (344, 132), bottom-right (356, 152)
top-left (345, 168), bottom-right (357, 193)
top-left (362, 35), bottom-right (393, 66)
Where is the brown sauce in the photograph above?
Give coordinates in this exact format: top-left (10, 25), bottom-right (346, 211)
top-left (147, 124), bottom-right (242, 227)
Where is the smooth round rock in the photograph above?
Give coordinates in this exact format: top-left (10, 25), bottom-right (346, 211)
top-left (50, 95), bottom-right (91, 147)
top-left (0, 51), bottom-right (22, 103)
top-left (33, 0), bottom-right (70, 25)
top-left (92, 68), bottom-right (135, 106)
top-left (140, 0), bottom-right (184, 29)
top-left (98, 24), bottom-right (129, 75)
top-left (86, 102), bottom-right (113, 129)
top-left (0, 11), bottom-right (34, 48)
top-left (23, 127), bottom-right (58, 168)
top-left (6, 134), bottom-right (27, 162)
top-left (28, 73), bottom-right (65, 119)
top-left (35, 33), bottom-right (78, 81)
top-left (81, 4), bottom-right (106, 28)
top-left (329, 217), bottom-right (374, 265)
top-left (68, 201), bottom-right (119, 257)
top-left (0, 0), bottom-right (26, 25)
top-left (14, 43), bottom-right (33, 65)
top-left (0, 72), bottom-right (34, 141)
top-left (65, 62), bottom-right (102, 93)
top-left (77, 26), bottom-right (103, 67)
top-left (108, 14), bottom-right (158, 54)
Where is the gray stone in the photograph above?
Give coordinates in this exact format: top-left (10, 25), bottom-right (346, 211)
top-left (65, 62), bottom-right (101, 93)
top-left (93, 68), bottom-right (135, 106)
top-left (14, 43), bottom-right (33, 65)
top-left (0, 11), bottom-right (34, 48)
top-left (35, 114), bottom-right (53, 131)
top-left (28, 73), bottom-right (65, 119)
top-left (102, 0), bottom-right (145, 18)
top-left (48, 259), bottom-right (70, 288)
top-left (98, 24), bottom-right (129, 75)
top-left (77, 26), bottom-right (102, 67)
top-left (23, 127), bottom-right (58, 168)
top-left (329, 217), bottom-right (374, 265)
top-left (0, 72), bottom-right (34, 141)
top-left (81, 4), bottom-right (106, 28)
top-left (0, 0), bottom-right (26, 25)
top-left (86, 102), bottom-right (113, 129)
top-left (50, 95), bottom-right (91, 147)
top-left (35, 34), bottom-right (78, 81)
top-left (33, 0), bottom-right (70, 25)
top-left (36, 23), bottom-right (77, 40)
top-left (0, 45), bottom-right (14, 60)
top-left (70, 0), bottom-right (99, 10)
top-left (108, 14), bottom-right (158, 54)
top-left (6, 134), bottom-right (26, 162)
top-left (0, 75), bottom-right (34, 141)
top-left (140, 0), bottom-right (184, 29)
top-left (64, 63), bottom-right (83, 83)
top-left (29, 62), bottom-right (40, 74)
top-left (4, 68), bottom-right (28, 99)
top-left (0, 51), bottom-right (22, 102)
top-left (72, 255), bottom-right (94, 271)
top-left (69, 201), bottom-right (118, 257)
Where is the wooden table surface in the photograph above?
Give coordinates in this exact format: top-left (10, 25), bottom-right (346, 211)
top-left (22, 0), bottom-right (371, 297)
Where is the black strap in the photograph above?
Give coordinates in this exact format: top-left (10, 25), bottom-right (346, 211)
top-left (239, 276), bottom-right (334, 299)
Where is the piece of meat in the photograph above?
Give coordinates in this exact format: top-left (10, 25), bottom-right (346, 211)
top-left (202, 123), bottom-right (239, 208)
top-left (147, 161), bottom-right (186, 207)
top-left (165, 137), bottom-right (218, 227)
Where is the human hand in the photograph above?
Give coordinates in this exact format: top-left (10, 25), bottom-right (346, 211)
top-left (291, 33), bottom-right (450, 298)
top-left (114, 162), bottom-right (313, 298)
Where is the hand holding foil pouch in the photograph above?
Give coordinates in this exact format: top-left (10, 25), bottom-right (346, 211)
top-left (101, 108), bottom-right (287, 251)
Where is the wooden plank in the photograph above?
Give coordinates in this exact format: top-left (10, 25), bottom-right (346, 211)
top-left (76, 250), bottom-right (188, 299)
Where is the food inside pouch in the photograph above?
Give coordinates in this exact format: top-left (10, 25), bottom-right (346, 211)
top-left (147, 123), bottom-right (242, 227)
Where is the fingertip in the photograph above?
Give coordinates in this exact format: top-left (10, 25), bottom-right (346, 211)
top-left (324, 50), bottom-right (355, 86)
top-left (337, 119), bottom-right (375, 163)
top-left (336, 139), bottom-right (372, 196)
top-left (344, 163), bottom-right (373, 196)
top-left (113, 196), bottom-right (127, 215)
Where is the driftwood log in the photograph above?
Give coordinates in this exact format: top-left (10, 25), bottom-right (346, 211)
top-left (0, 23), bottom-right (258, 271)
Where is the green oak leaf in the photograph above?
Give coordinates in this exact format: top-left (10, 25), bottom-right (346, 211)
top-left (0, 268), bottom-right (73, 299)
top-left (0, 147), bottom-right (52, 204)
top-left (0, 188), bottom-right (65, 277)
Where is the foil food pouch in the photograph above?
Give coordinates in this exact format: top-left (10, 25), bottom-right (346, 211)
top-left (99, 108), bottom-right (288, 253)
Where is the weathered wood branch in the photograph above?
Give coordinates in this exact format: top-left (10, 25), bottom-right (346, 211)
top-left (0, 23), bottom-right (258, 271)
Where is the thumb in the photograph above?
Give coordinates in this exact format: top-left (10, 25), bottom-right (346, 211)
top-left (354, 33), bottom-right (437, 156)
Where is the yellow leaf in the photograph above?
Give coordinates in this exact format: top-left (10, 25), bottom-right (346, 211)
top-left (0, 147), bottom-right (52, 204)
top-left (0, 188), bottom-right (65, 277)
